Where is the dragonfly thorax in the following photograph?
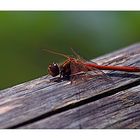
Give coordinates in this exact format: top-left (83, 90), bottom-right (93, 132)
top-left (60, 61), bottom-right (71, 79)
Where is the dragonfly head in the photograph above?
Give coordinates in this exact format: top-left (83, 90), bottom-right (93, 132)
top-left (48, 63), bottom-right (60, 77)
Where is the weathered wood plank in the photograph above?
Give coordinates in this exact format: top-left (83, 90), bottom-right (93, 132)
top-left (0, 43), bottom-right (140, 128)
top-left (21, 85), bottom-right (140, 129)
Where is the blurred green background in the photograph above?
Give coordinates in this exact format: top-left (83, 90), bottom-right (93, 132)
top-left (0, 11), bottom-right (140, 90)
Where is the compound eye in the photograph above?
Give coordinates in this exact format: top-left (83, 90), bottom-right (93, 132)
top-left (48, 63), bottom-right (60, 77)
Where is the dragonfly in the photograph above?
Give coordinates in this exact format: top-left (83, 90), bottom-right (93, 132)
top-left (45, 48), bottom-right (140, 84)
top-left (45, 48), bottom-right (140, 128)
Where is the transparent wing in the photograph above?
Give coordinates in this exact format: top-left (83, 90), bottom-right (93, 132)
top-left (69, 59), bottom-right (113, 84)
top-left (85, 61), bottom-right (114, 83)
top-left (70, 48), bottom-right (113, 83)
top-left (70, 60), bottom-right (93, 83)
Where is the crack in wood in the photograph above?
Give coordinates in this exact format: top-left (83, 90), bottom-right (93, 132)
top-left (8, 79), bottom-right (140, 129)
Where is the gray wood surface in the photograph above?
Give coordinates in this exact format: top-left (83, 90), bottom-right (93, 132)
top-left (0, 43), bottom-right (140, 128)
top-left (22, 85), bottom-right (140, 129)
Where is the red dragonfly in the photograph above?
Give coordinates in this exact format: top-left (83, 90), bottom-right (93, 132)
top-left (45, 48), bottom-right (140, 83)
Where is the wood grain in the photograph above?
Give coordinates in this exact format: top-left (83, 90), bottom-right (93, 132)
top-left (0, 43), bottom-right (140, 128)
top-left (21, 85), bottom-right (140, 128)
